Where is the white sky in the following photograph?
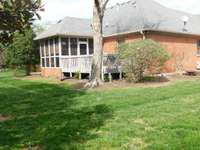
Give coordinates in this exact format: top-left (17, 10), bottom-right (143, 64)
top-left (37, 0), bottom-right (200, 25)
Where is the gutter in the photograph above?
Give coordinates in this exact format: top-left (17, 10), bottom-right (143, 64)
top-left (103, 28), bottom-right (200, 38)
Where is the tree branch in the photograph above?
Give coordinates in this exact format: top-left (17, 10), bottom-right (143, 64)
top-left (102, 0), bottom-right (109, 11)
top-left (101, 0), bottom-right (109, 17)
top-left (94, 0), bottom-right (101, 14)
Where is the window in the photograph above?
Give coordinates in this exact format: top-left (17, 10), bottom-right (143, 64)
top-left (70, 38), bottom-right (78, 55)
top-left (61, 38), bottom-right (69, 55)
top-left (89, 39), bottom-right (94, 54)
top-left (55, 37), bottom-right (59, 56)
top-left (80, 43), bottom-right (87, 55)
top-left (197, 40), bottom-right (200, 55)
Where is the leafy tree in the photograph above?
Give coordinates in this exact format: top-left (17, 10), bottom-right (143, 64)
top-left (0, 0), bottom-right (42, 43)
top-left (118, 39), bottom-right (170, 82)
top-left (5, 28), bottom-right (39, 75)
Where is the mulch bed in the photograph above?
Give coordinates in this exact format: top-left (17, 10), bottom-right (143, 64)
top-left (0, 114), bottom-right (12, 122)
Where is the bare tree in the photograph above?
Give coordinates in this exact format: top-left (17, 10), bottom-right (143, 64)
top-left (86, 0), bottom-right (109, 88)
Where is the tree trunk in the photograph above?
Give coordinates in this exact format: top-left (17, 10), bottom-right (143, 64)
top-left (85, 2), bottom-right (104, 88)
top-left (25, 64), bottom-right (31, 76)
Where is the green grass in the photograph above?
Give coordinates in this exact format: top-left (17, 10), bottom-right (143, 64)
top-left (0, 72), bottom-right (200, 150)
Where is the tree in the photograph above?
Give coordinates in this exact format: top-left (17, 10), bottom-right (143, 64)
top-left (0, 43), bottom-right (5, 67)
top-left (86, 0), bottom-right (109, 88)
top-left (0, 0), bottom-right (42, 43)
top-left (118, 39), bottom-right (170, 82)
top-left (4, 28), bottom-right (39, 75)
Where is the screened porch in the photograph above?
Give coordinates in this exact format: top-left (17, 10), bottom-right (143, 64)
top-left (39, 36), bottom-right (122, 78)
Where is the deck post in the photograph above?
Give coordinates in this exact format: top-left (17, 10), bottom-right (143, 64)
top-left (101, 66), bottom-right (105, 82)
top-left (89, 73), bottom-right (91, 80)
top-left (79, 73), bottom-right (82, 80)
top-left (70, 72), bottom-right (73, 78)
top-left (59, 37), bottom-right (62, 67)
top-left (119, 71), bottom-right (122, 80)
top-left (39, 42), bottom-right (42, 67)
top-left (109, 73), bottom-right (112, 82)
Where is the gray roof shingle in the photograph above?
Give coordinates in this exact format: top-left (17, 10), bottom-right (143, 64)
top-left (35, 0), bottom-right (200, 40)
top-left (35, 17), bottom-right (93, 40)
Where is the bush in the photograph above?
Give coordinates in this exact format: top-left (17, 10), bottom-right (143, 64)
top-left (118, 39), bottom-right (170, 82)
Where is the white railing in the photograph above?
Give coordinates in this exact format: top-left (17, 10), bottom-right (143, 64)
top-left (60, 55), bottom-right (122, 74)
top-left (60, 56), bottom-right (93, 73)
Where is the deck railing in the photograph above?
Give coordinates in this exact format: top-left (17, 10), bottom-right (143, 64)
top-left (60, 55), bottom-right (122, 74)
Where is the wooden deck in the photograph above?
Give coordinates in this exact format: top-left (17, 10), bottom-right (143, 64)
top-left (60, 55), bottom-right (122, 74)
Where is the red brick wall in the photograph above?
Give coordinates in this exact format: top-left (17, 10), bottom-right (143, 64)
top-left (147, 32), bottom-right (200, 72)
top-left (103, 33), bottom-right (143, 53)
top-left (103, 32), bottom-right (200, 73)
top-left (41, 68), bottom-right (63, 79)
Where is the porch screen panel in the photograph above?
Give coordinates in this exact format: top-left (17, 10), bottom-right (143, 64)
top-left (45, 40), bottom-right (49, 57)
top-left (79, 38), bottom-right (87, 42)
top-left (50, 39), bottom-right (54, 56)
top-left (80, 43), bottom-right (87, 55)
top-left (55, 37), bottom-right (59, 56)
top-left (46, 58), bottom-right (49, 67)
top-left (51, 57), bottom-right (55, 67)
top-left (89, 39), bottom-right (94, 54)
top-left (61, 38), bottom-right (69, 55)
top-left (56, 57), bottom-right (60, 67)
top-left (42, 58), bottom-right (45, 67)
top-left (41, 41), bottom-right (45, 57)
top-left (70, 38), bottom-right (78, 56)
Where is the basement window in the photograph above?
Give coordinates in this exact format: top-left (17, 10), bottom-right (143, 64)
top-left (117, 38), bottom-right (125, 45)
top-left (197, 40), bottom-right (200, 55)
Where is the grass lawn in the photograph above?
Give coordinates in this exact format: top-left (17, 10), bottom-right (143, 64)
top-left (0, 72), bottom-right (200, 150)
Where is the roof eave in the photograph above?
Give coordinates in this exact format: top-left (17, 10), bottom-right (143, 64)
top-left (103, 29), bottom-right (200, 38)
top-left (34, 33), bottom-right (93, 41)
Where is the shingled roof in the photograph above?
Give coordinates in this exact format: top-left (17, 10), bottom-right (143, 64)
top-left (35, 0), bottom-right (200, 40)
top-left (35, 17), bottom-right (93, 40)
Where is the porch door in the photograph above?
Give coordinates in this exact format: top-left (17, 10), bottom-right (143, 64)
top-left (79, 42), bottom-right (88, 56)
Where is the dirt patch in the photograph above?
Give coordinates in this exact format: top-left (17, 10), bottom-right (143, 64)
top-left (16, 74), bottom-right (200, 91)
top-left (122, 138), bottom-right (149, 149)
top-left (0, 114), bottom-right (12, 122)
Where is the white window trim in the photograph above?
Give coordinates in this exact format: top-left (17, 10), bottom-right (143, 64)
top-left (79, 41), bottom-right (88, 56)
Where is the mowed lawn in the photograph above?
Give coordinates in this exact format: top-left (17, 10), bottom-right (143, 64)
top-left (0, 72), bottom-right (200, 150)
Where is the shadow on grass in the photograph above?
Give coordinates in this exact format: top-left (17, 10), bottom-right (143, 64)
top-left (0, 75), bottom-right (112, 150)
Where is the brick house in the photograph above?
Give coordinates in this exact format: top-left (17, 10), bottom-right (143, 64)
top-left (35, 0), bottom-right (200, 79)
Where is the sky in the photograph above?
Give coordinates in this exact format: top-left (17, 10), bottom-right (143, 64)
top-left (37, 0), bottom-right (200, 26)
